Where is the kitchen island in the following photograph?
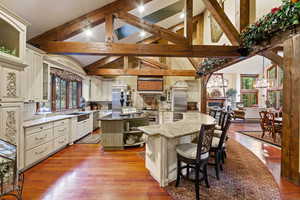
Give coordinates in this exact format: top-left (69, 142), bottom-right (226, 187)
top-left (99, 112), bottom-right (148, 150)
top-left (138, 112), bottom-right (215, 187)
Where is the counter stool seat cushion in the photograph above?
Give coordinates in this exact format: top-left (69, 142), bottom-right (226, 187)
top-left (176, 143), bottom-right (209, 160)
top-left (212, 137), bottom-right (226, 148)
top-left (214, 130), bottom-right (222, 137)
top-left (215, 125), bottom-right (222, 130)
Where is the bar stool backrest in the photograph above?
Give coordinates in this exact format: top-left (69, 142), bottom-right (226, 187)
top-left (218, 112), bottom-right (232, 149)
top-left (196, 124), bottom-right (215, 163)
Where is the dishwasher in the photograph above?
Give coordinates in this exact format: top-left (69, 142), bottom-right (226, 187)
top-left (93, 111), bottom-right (100, 130)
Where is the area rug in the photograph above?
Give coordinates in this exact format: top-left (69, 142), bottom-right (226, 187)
top-left (164, 139), bottom-right (281, 200)
top-left (237, 131), bottom-right (281, 147)
top-left (76, 133), bottom-right (102, 144)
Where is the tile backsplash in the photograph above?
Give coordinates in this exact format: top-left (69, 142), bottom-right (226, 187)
top-left (23, 103), bottom-right (37, 121)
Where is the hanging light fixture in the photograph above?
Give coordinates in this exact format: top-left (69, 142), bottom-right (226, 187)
top-left (254, 57), bottom-right (270, 89)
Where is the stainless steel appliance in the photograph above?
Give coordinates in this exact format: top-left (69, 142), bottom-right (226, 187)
top-left (171, 81), bottom-right (188, 112)
top-left (112, 84), bottom-right (128, 112)
top-left (93, 111), bottom-right (100, 130)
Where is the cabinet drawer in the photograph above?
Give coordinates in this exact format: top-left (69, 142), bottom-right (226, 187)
top-left (25, 141), bottom-right (53, 166)
top-left (54, 135), bottom-right (68, 150)
top-left (25, 123), bottom-right (53, 136)
top-left (53, 119), bottom-right (69, 127)
top-left (53, 125), bottom-right (69, 138)
top-left (25, 128), bottom-right (53, 150)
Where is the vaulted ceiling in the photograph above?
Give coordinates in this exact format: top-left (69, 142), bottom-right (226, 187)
top-left (0, 0), bottom-right (205, 67)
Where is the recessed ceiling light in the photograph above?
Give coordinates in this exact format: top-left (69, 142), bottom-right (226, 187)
top-left (138, 5), bottom-right (145, 13)
top-left (85, 29), bottom-right (93, 37)
top-left (180, 12), bottom-right (185, 19)
top-left (139, 30), bottom-right (146, 37)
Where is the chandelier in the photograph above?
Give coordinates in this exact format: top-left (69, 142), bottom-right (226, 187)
top-left (207, 74), bottom-right (228, 89)
top-left (254, 57), bottom-right (270, 89)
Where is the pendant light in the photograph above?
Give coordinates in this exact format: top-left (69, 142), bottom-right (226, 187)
top-left (254, 57), bottom-right (270, 89)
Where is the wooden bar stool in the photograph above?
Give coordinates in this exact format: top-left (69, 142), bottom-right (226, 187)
top-left (175, 124), bottom-right (215, 200)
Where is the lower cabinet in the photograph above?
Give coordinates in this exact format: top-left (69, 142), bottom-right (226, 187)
top-left (0, 103), bottom-right (23, 169)
top-left (23, 118), bottom-right (70, 168)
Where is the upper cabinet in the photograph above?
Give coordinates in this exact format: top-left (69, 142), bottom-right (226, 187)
top-left (0, 4), bottom-right (29, 103)
top-left (22, 46), bottom-right (45, 102)
top-left (0, 4), bottom-right (29, 66)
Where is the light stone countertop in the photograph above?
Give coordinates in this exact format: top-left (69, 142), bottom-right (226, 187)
top-left (22, 110), bottom-right (100, 128)
top-left (138, 112), bottom-right (216, 139)
top-left (23, 115), bottom-right (75, 128)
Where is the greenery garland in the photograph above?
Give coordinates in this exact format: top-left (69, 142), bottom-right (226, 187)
top-left (198, 0), bottom-right (300, 76)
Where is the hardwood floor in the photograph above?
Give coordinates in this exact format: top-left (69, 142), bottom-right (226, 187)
top-left (22, 140), bottom-right (170, 200)
top-left (21, 124), bottom-right (300, 200)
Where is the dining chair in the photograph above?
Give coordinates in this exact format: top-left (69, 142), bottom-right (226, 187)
top-left (175, 124), bottom-right (215, 200)
top-left (259, 111), bottom-right (268, 139)
top-left (209, 112), bottom-right (232, 180)
top-left (208, 109), bottom-right (218, 118)
top-left (266, 112), bottom-right (282, 142)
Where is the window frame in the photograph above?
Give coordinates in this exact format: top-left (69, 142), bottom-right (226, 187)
top-left (240, 74), bottom-right (259, 107)
top-left (50, 73), bottom-right (82, 112)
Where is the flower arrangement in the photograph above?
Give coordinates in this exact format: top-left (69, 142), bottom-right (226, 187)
top-left (241, 0), bottom-right (300, 49)
top-left (197, 57), bottom-right (232, 76)
top-left (198, 0), bottom-right (300, 76)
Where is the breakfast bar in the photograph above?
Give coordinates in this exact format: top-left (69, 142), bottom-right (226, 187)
top-left (138, 112), bottom-right (215, 187)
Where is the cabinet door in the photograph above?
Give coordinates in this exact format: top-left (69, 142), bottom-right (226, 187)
top-left (33, 52), bottom-right (43, 102)
top-left (0, 66), bottom-right (22, 102)
top-left (0, 104), bottom-right (21, 145)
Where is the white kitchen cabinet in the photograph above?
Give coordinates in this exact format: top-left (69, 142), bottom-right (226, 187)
top-left (22, 46), bottom-right (45, 102)
top-left (101, 79), bottom-right (113, 101)
top-left (90, 77), bottom-right (102, 101)
top-left (0, 64), bottom-right (23, 102)
top-left (23, 118), bottom-right (71, 168)
top-left (82, 78), bottom-right (90, 102)
top-left (0, 103), bottom-right (23, 169)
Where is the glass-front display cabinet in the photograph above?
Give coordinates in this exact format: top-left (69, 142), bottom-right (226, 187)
top-left (0, 5), bottom-right (29, 102)
top-left (0, 5), bottom-right (28, 64)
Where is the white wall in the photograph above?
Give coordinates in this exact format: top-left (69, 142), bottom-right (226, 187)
top-left (256, 0), bottom-right (282, 20)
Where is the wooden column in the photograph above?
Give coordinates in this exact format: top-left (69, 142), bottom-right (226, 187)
top-left (200, 75), bottom-right (210, 113)
top-left (105, 15), bottom-right (114, 43)
top-left (124, 56), bottom-right (129, 72)
top-left (282, 35), bottom-right (300, 185)
top-left (184, 0), bottom-right (193, 46)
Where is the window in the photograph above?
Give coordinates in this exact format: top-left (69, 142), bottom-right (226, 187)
top-left (69, 81), bottom-right (79, 109)
top-left (241, 76), bottom-right (256, 90)
top-left (55, 76), bottom-right (67, 111)
top-left (266, 65), bottom-right (283, 109)
top-left (267, 90), bottom-right (283, 109)
top-left (38, 68), bottom-right (82, 112)
top-left (240, 75), bottom-right (258, 107)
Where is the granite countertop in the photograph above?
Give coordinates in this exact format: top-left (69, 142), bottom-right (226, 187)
top-left (138, 112), bottom-right (216, 139)
top-left (99, 112), bottom-right (145, 121)
top-left (23, 110), bottom-right (102, 128)
top-left (23, 115), bottom-right (75, 128)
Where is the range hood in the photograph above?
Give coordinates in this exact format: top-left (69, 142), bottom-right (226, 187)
top-left (137, 77), bottom-right (164, 94)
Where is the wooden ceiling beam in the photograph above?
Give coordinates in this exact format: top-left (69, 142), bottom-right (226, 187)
top-left (184, 0), bottom-right (193, 45)
top-left (105, 14), bottom-right (114, 42)
top-left (85, 56), bottom-right (123, 72)
top-left (39, 41), bottom-right (241, 57)
top-left (87, 68), bottom-right (196, 76)
top-left (84, 13), bottom-right (205, 71)
top-left (203, 0), bottom-right (240, 45)
top-left (137, 57), bottom-right (169, 69)
top-left (260, 51), bottom-right (283, 66)
top-left (235, 0), bottom-right (250, 32)
top-left (113, 11), bottom-right (189, 45)
top-left (28, 0), bottom-right (153, 46)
